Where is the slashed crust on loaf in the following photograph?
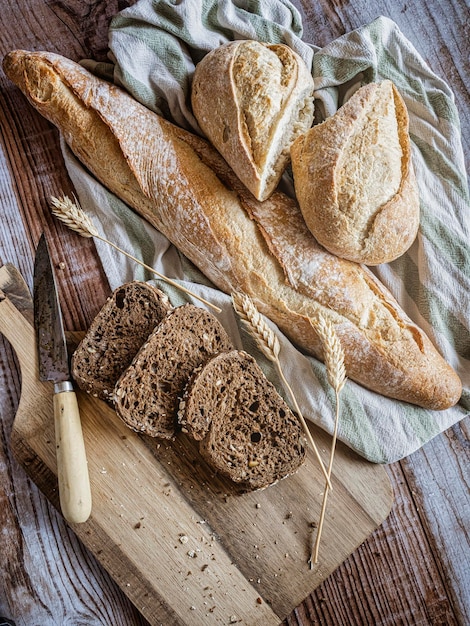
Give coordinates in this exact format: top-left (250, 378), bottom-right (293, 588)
top-left (71, 281), bottom-right (171, 403)
top-left (3, 50), bottom-right (461, 410)
top-left (113, 304), bottom-right (233, 438)
top-left (178, 350), bottom-right (306, 490)
top-left (291, 81), bottom-right (420, 265)
top-left (171, 124), bottom-right (460, 409)
top-left (191, 40), bottom-right (314, 201)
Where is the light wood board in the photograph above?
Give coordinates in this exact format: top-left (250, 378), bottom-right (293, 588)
top-left (0, 292), bottom-right (393, 625)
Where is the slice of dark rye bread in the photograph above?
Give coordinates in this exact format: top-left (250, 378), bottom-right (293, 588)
top-left (178, 350), bottom-right (307, 490)
top-left (71, 281), bottom-right (172, 403)
top-left (113, 303), bottom-right (234, 439)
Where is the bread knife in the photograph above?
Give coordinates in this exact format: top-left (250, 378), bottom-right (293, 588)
top-left (33, 234), bottom-right (91, 523)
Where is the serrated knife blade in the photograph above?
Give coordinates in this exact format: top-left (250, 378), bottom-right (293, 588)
top-left (33, 234), bottom-right (92, 523)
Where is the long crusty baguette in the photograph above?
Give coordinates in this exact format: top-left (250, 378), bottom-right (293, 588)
top-left (291, 80), bottom-right (420, 265)
top-left (191, 40), bottom-right (315, 201)
top-left (3, 49), bottom-right (461, 410)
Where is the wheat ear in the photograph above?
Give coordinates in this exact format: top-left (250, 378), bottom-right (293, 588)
top-left (309, 313), bottom-right (346, 568)
top-left (50, 195), bottom-right (221, 313)
top-left (231, 291), bottom-right (332, 490)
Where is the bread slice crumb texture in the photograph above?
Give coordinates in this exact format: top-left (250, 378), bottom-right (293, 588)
top-left (71, 281), bottom-right (171, 402)
top-left (114, 304), bottom-right (233, 439)
top-left (179, 350), bottom-right (306, 490)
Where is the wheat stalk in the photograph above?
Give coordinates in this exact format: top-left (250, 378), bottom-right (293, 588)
top-left (231, 291), bottom-right (332, 490)
top-left (309, 313), bottom-right (346, 568)
top-left (50, 195), bottom-right (221, 313)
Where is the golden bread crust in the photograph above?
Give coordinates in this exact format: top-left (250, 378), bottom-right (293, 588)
top-left (291, 81), bottom-right (420, 265)
top-left (3, 50), bottom-right (461, 410)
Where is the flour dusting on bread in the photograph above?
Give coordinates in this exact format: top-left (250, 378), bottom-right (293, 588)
top-left (192, 40), bottom-right (314, 201)
top-left (291, 80), bottom-right (420, 266)
top-left (337, 81), bottom-right (403, 221)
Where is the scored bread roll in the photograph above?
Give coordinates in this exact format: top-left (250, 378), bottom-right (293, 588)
top-left (191, 40), bottom-right (314, 201)
top-left (3, 49), bottom-right (461, 410)
top-left (291, 80), bottom-right (420, 265)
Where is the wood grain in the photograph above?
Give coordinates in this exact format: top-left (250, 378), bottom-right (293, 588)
top-left (0, 0), bottom-right (468, 625)
top-left (0, 295), bottom-right (392, 624)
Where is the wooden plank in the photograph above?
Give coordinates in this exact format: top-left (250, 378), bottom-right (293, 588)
top-left (0, 332), bottom-right (149, 626)
top-left (400, 431), bottom-right (470, 622)
top-left (0, 293), bottom-right (393, 625)
top-left (288, 460), bottom-right (461, 625)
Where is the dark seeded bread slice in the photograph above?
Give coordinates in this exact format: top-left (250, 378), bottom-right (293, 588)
top-left (71, 281), bottom-right (171, 403)
top-left (113, 303), bottom-right (234, 439)
top-left (178, 350), bottom-right (306, 490)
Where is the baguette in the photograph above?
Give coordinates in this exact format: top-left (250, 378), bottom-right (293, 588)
top-left (3, 50), bottom-right (462, 410)
top-left (291, 80), bottom-right (420, 265)
top-left (191, 40), bottom-right (314, 201)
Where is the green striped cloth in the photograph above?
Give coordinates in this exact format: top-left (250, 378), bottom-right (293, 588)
top-left (65, 0), bottom-right (469, 463)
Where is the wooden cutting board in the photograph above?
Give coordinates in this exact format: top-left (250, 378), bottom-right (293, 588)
top-left (0, 289), bottom-right (393, 626)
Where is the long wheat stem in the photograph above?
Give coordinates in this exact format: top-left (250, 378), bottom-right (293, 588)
top-left (308, 314), bottom-right (346, 568)
top-left (231, 291), bottom-right (332, 490)
top-left (50, 195), bottom-right (221, 313)
top-left (309, 387), bottom-right (340, 566)
top-left (276, 365), bottom-right (332, 491)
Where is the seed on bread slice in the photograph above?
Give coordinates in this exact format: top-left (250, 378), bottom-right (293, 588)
top-left (178, 350), bottom-right (306, 490)
top-left (113, 303), bottom-right (234, 439)
top-left (71, 281), bottom-right (172, 403)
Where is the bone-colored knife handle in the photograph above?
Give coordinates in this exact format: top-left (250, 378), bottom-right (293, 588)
top-left (53, 382), bottom-right (92, 523)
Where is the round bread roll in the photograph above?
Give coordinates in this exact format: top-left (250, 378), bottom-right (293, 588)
top-left (191, 40), bottom-right (315, 201)
top-left (291, 80), bottom-right (420, 266)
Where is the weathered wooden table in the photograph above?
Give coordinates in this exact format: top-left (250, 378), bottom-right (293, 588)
top-left (0, 1), bottom-right (468, 624)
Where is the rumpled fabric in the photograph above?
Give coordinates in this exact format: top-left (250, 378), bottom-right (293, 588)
top-left (62, 0), bottom-right (469, 463)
